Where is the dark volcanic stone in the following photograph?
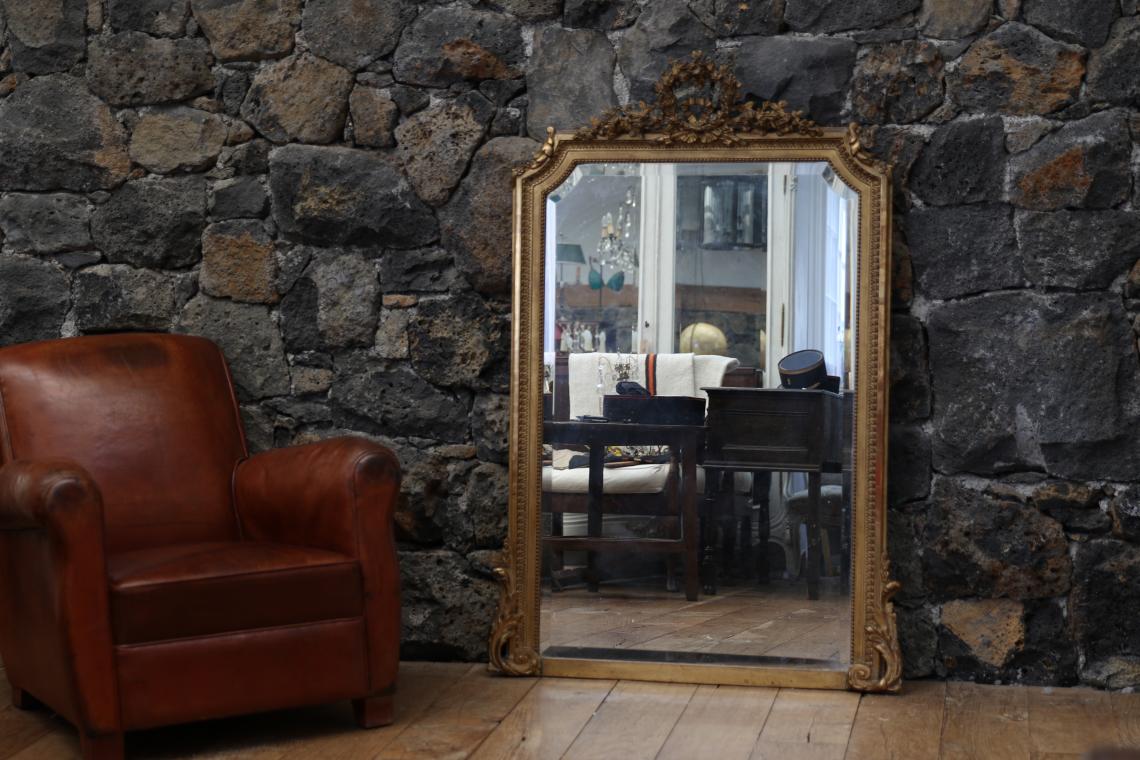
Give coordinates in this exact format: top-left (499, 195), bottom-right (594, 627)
top-left (938, 597), bottom-right (1077, 684)
top-left (618, 0), bottom-right (714, 104)
top-left (905, 204), bottom-right (1023, 299)
top-left (216, 69), bottom-right (252, 117)
top-left (1, 0), bottom-right (85, 74)
top-left (1022, 0), bottom-right (1115, 48)
top-left (909, 117), bottom-right (1007, 206)
top-left (897, 605), bottom-right (938, 678)
top-left (0, 193), bottom-right (91, 254)
top-left (1111, 486), bottom-right (1140, 542)
top-left (702, 0), bottom-right (784, 36)
top-left (563, 0), bottom-right (641, 30)
top-left (129, 106), bottom-right (227, 174)
top-left (389, 84), bottom-right (430, 116)
top-left (241, 53), bottom-right (354, 144)
top-left (279, 250), bottom-right (379, 349)
top-left (1008, 110), bottom-right (1132, 210)
top-left (87, 32), bottom-right (215, 107)
top-left (733, 36), bottom-right (857, 125)
top-left (190, 0), bottom-right (300, 62)
top-left (472, 393), bottom-right (509, 463)
top-left (527, 27), bottom-right (617, 139)
top-left (301, 0), bottom-right (413, 71)
top-left (784, 0), bottom-right (919, 32)
top-left (948, 23), bottom-right (1085, 117)
top-left (108, 0), bottom-right (189, 35)
top-left (889, 509), bottom-right (927, 605)
top-left (393, 7), bottom-right (523, 88)
top-left (331, 353), bottom-right (471, 443)
top-left (0, 255), bottom-right (70, 347)
top-left (92, 175), bottom-right (207, 269)
top-left (269, 144), bottom-right (438, 248)
top-left (409, 293), bottom-right (504, 388)
top-left (433, 460), bottom-right (508, 553)
top-left (862, 123), bottom-right (926, 211)
top-left (440, 136), bottom-right (538, 295)
top-left (919, 476), bottom-right (1071, 600)
top-left (890, 314), bottom-right (931, 421)
top-left (74, 265), bottom-right (178, 332)
top-left (851, 41), bottom-right (944, 125)
top-left (210, 176), bottom-right (269, 219)
top-left (889, 425), bottom-right (932, 506)
top-left (1031, 481), bottom-right (1110, 533)
top-left (0, 75), bottom-right (131, 192)
top-left (1015, 210), bottom-right (1140, 289)
top-left (349, 86), bottom-right (399, 148)
top-left (486, 0), bottom-right (562, 21)
top-left (176, 294), bottom-right (290, 399)
top-left (397, 549), bottom-right (497, 660)
top-left (395, 102), bottom-right (487, 206)
top-left (918, 0), bottom-right (991, 38)
top-left (1071, 539), bottom-right (1140, 688)
top-left (928, 291), bottom-right (1140, 480)
top-left (219, 139), bottom-right (270, 175)
top-left (379, 246), bottom-right (465, 293)
top-left (1088, 18), bottom-right (1140, 107)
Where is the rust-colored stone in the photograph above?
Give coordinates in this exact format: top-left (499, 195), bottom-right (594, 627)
top-left (440, 39), bottom-right (520, 81)
top-left (200, 220), bottom-right (278, 304)
top-left (941, 598), bottom-right (1025, 668)
top-left (950, 22), bottom-right (1084, 116)
top-left (383, 294), bottom-right (418, 308)
top-left (1016, 147), bottom-right (1091, 209)
top-left (290, 366), bottom-right (333, 395)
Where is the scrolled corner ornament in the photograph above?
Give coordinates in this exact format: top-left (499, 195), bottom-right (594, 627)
top-left (514, 126), bottom-right (558, 178)
top-left (844, 122), bottom-right (885, 172)
top-left (487, 552), bottom-right (540, 676)
top-left (847, 568), bottom-right (902, 693)
top-left (575, 50), bottom-right (823, 145)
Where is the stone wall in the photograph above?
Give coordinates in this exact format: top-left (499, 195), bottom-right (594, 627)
top-left (0, 0), bottom-right (1137, 685)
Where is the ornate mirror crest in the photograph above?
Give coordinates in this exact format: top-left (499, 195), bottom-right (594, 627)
top-left (492, 51), bottom-right (900, 693)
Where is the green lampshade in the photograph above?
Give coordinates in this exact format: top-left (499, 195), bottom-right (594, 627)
top-left (556, 243), bottom-right (586, 263)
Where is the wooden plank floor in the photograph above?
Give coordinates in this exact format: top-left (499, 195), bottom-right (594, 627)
top-left (2, 663), bottom-right (1139, 759)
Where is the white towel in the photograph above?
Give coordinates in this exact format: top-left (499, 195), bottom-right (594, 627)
top-left (693, 355), bottom-right (741, 401)
top-left (652, 352), bottom-right (696, 397)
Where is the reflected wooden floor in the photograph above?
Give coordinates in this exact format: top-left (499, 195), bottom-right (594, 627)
top-left (541, 579), bottom-right (849, 664)
top-left (3, 662), bottom-right (1139, 759)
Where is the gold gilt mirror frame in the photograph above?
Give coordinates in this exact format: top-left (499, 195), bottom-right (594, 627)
top-left (489, 52), bottom-right (900, 692)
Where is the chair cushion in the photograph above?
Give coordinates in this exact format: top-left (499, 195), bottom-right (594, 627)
top-left (542, 464), bottom-right (752, 495)
top-left (108, 542), bottom-right (363, 645)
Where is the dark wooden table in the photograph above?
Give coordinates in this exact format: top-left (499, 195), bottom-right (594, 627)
top-left (543, 421), bottom-right (705, 601)
top-left (701, 388), bottom-right (848, 600)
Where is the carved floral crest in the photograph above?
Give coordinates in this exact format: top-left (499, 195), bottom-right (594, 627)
top-left (577, 50), bottom-right (823, 145)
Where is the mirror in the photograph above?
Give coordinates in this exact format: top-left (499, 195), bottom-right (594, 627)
top-left (540, 159), bottom-right (856, 672)
top-left (491, 53), bottom-right (898, 692)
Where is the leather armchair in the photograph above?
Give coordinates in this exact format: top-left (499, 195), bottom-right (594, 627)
top-left (0, 334), bottom-right (402, 760)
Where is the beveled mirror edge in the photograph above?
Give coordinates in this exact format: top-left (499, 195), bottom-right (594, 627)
top-left (489, 58), bottom-right (898, 692)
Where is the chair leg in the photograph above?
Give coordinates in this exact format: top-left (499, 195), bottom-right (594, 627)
top-left (10, 686), bottom-right (40, 711)
top-left (353, 694), bottom-right (395, 729)
top-left (80, 732), bottom-right (124, 760)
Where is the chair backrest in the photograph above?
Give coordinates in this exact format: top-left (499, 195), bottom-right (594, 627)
top-left (0, 334), bottom-right (248, 554)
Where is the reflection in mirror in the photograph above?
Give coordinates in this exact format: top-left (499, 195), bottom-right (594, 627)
top-left (540, 161), bottom-right (858, 669)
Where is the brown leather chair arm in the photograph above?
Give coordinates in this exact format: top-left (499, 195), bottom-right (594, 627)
top-left (233, 437), bottom-right (401, 557)
top-left (0, 459), bottom-right (100, 530)
top-left (0, 460), bottom-right (120, 733)
top-left (233, 437), bottom-right (402, 695)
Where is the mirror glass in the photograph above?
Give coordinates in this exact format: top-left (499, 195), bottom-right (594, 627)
top-left (539, 161), bottom-right (858, 670)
